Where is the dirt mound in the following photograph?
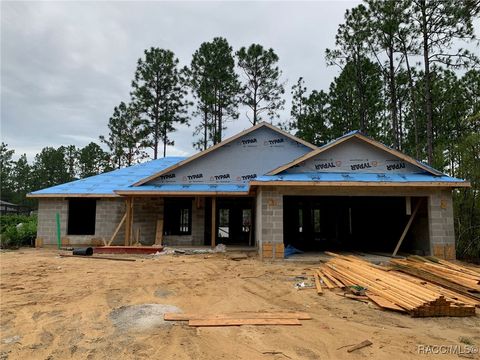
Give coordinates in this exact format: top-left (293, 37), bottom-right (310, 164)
top-left (109, 304), bottom-right (181, 332)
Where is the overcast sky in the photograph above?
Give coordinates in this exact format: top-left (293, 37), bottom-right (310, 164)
top-left (2, 0), bottom-right (361, 161)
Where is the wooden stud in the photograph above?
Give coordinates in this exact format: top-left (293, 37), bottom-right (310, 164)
top-left (155, 219), bottom-right (163, 246)
top-left (124, 198), bottom-right (132, 246)
top-left (211, 197), bottom-right (216, 248)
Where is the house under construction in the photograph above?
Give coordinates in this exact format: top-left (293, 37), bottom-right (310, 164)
top-left (29, 122), bottom-right (469, 259)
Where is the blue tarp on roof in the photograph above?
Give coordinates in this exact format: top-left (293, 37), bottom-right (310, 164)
top-left (119, 184), bottom-right (249, 193)
top-left (255, 172), bottom-right (466, 183)
top-left (29, 157), bottom-right (186, 196)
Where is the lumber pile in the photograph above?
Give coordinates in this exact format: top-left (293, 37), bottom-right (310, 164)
top-left (164, 312), bottom-right (311, 327)
top-left (316, 252), bottom-right (478, 317)
top-left (389, 256), bottom-right (480, 299)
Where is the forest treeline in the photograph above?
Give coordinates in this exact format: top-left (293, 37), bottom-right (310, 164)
top-left (1, 0), bottom-right (479, 257)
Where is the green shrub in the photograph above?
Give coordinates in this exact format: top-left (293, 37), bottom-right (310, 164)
top-left (0, 215), bottom-right (37, 249)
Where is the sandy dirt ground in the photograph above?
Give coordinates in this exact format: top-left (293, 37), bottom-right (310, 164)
top-left (1, 248), bottom-right (479, 360)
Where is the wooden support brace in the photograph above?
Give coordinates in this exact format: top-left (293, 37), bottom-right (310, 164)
top-left (107, 213), bottom-right (126, 246)
top-left (392, 199), bottom-right (422, 257)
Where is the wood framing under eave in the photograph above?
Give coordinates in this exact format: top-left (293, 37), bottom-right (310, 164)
top-left (26, 193), bottom-right (119, 198)
top-left (132, 122), bottom-right (318, 187)
top-left (114, 190), bottom-right (253, 196)
top-left (267, 132), bottom-right (443, 176)
top-left (249, 181), bottom-right (471, 188)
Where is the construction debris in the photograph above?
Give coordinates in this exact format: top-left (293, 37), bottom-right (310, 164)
top-left (347, 340), bottom-right (373, 353)
top-left (317, 252), bottom-right (479, 317)
top-left (59, 254), bottom-right (136, 262)
top-left (164, 312), bottom-right (311, 327)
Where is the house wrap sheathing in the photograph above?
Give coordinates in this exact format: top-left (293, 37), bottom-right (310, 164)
top-left (29, 122), bottom-right (469, 259)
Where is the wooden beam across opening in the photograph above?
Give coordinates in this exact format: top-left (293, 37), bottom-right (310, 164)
top-left (392, 198), bottom-right (423, 257)
top-left (211, 197), bottom-right (216, 248)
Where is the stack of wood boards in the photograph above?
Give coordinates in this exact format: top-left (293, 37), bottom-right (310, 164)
top-left (164, 312), bottom-right (311, 327)
top-left (316, 252), bottom-right (478, 317)
top-left (390, 256), bottom-right (480, 300)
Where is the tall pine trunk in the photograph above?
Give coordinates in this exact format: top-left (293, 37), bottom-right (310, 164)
top-left (421, 0), bottom-right (434, 165)
top-left (401, 40), bottom-right (420, 159)
top-left (203, 107), bottom-right (208, 150)
top-left (388, 44), bottom-right (399, 149)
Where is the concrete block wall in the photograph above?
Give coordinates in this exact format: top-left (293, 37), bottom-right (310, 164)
top-left (427, 189), bottom-right (456, 259)
top-left (37, 199), bottom-right (68, 245)
top-left (37, 198), bottom-right (125, 246)
top-left (256, 188), bottom-right (283, 257)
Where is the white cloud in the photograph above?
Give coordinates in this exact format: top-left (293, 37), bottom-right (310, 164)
top-left (1, 1), bottom-right (360, 161)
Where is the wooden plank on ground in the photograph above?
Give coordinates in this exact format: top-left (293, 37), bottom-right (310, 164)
top-left (347, 340), bottom-right (373, 353)
top-left (164, 312), bottom-right (312, 321)
top-left (317, 270), bottom-right (335, 289)
top-left (188, 318), bottom-right (302, 327)
top-left (366, 293), bottom-right (406, 312)
top-left (314, 273), bottom-right (323, 295)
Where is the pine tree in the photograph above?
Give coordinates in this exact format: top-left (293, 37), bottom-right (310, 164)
top-left (100, 102), bottom-right (149, 168)
top-left (131, 48), bottom-right (189, 158)
top-left (236, 44), bottom-right (285, 125)
top-left (409, 0), bottom-right (480, 164)
top-left (190, 37), bottom-right (240, 146)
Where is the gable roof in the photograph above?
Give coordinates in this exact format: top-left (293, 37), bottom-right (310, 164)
top-left (267, 131), bottom-right (444, 176)
top-left (27, 157), bottom-right (185, 198)
top-left (132, 122), bottom-right (318, 186)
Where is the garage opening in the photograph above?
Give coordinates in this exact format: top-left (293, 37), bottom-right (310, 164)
top-left (283, 196), bottom-right (429, 255)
